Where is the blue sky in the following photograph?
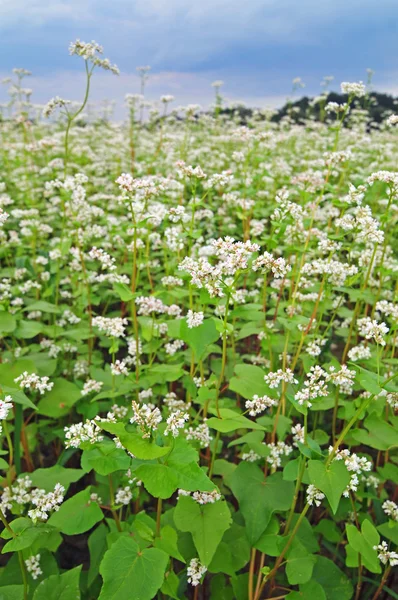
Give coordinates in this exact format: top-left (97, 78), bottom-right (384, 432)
top-left (1, 0), bottom-right (398, 112)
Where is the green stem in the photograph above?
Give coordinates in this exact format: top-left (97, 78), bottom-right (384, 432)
top-left (14, 404), bottom-right (23, 475)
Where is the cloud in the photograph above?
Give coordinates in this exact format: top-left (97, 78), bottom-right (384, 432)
top-left (0, 0), bottom-right (397, 107)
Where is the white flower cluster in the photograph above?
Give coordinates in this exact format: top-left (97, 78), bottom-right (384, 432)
top-left (252, 251), bottom-right (291, 278)
top-left (1, 477), bottom-right (64, 522)
top-left (373, 541), bottom-right (398, 566)
top-left (0, 395), bottom-right (13, 434)
top-left (242, 449), bottom-right (261, 462)
top-left (185, 421), bottom-right (212, 448)
top-left (165, 339), bottom-right (185, 356)
top-left (0, 207), bottom-right (9, 226)
top-left (264, 368), bottom-right (298, 389)
top-left (130, 400), bottom-right (162, 438)
top-left (387, 114), bottom-right (398, 126)
top-left (357, 317), bottom-right (389, 346)
top-left (178, 489), bottom-right (221, 504)
top-left (176, 160), bottom-right (206, 179)
top-left (64, 420), bottom-right (103, 448)
top-left (382, 500), bottom-right (398, 521)
top-left (266, 441), bottom-right (292, 469)
top-left (291, 423), bottom-right (305, 446)
top-left (306, 484), bottom-right (325, 507)
top-left (340, 81), bottom-right (366, 97)
top-left (331, 447), bottom-right (372, 496)
top-left (186, 310), bottom-right (204, 329)
top-left (386, 392), bottom-right (398, 411)
top-left (245, 394), bottom-right (277, 416)
top-left (25, 554), bottom-right (42, 580)
top-left (187, 558), bottom-right (207, 586)
top-left (14, 372), bottom-right (53, 395)
top-left (163, 392), bottom-right (191, 413)
top-left (89, 246), bottom-right (116, 271)
top-left (348, 343), bottom-right (372, 362)
top-left (110, 360), bottom-right (129, 376)
top-left (295, 366), bottom-right (329, 408)
top-left (42, 96), bottom-right (71, 118)
top-left (165, 410), bottom-right (189, 437)
top-left (69, 39), bottom-right (119, 74)
top-left (81, 379), bottom-right (103, 396)
top-left (92, 316), bottom-right (128, 338)
top-left (28, 483), bottom-right (65, 522)
top-left (115, 487), bottom-right (132, 506)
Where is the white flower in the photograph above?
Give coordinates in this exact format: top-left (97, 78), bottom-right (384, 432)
top-left (164, 410), bottom-right (189, 437)
top-left (264, 369), bottom-right (298, 389)
top-left (81, 379), bottom-right (103, 396)
top-left (110, 360), bottom-right (129, 376)
top-left (130, 401), bottom-right (162, 438)
top-left (115, 486), bottom-right (132, 506)
top-left (64, 420), bottom-right (103, 448)
top-left (340, 81), bottom-right (366, 97)
top-left (0, 396), bottom-right (13, 420)
top-left (14, 372), bottom-right (53, 395)
top-left (306, 484), bottom-right (325, 507)
top-left (92, 316), bottom-right (128, 338)
top-left (25, 554), bottom-right (42, 580)
top-left (185, 421), bottom-right (212, 448)
top-left (382, 500), bottom-right (398, 522)
top-left (374, 541), bottom-right (398, 566)
top-left (245, 394), bottom-right (277, 416)
top-left (186, 310), bottom-right (204, 329)
top-left (187, 558), bottom-right (207, 586)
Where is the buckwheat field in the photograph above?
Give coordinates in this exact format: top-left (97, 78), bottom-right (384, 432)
top-left (0, 40), bottom-right (397, 600)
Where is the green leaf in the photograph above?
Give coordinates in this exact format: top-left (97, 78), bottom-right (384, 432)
top-left (134, 464), bottom-right (178, 499)
top-left (254, 517), bottom-right (280, 556)
top-left (209, 522), bottom-right (250, 574)
top-left (377, 521), bottom-right (398, 545)
top-left (351, 414), bottom-right (398, 450)
top-left (37, 379), bottom-right (81, 418)
top-left (0, 586), bottom-right (25, 600)
top-left (113, 282), bottom-right (135, 302)
top-left (174, 495), bottom-right (232, 566)
top-left (15, 320), bottom-right (43, 339)
top-left (88, 523), bottom-right (108, 588)
top-left (160, 570), bottom-right (180, 600)
top-left (27, 465), bottom-right (85, 492)
top-left (118, 433), bottom-right (170, 460)
top-left (154, 525), bottom-right (185, 562)
top-left (0, 311), bottom-right (16, 333)
top-left (135, 461), bottom-right (214, 499)
top-left (308, 460), bottom-right (351, 514)
top-left (286, 581), bottom-right (327, 600)
top-left (99, 536), bottom-right (168, 600)
top-left (229, 462), bottom-right (294, 545)
top-left (24, 301), bottom-right (60, 314)
top-left (1, 521), bottom-right (61, 554)
top-left (81, 442), bottom-right (131, 476)
top-left (346, 520), bottom-right (381, 573)
top-left (312, 556), bottom-right (353, 600)
top-left (207, 408), bottom-right (265, 432)
top-left (48, 488), bottom-right (103, 535)
top-left (4, 389), bottom-right (37, 411)
top-left (285, 540), bottom-right (317, 585)
top-left (314, 519), bottom-right (341, 543)
top-left (33, 565), bottom-right (81, 600)
top-left (229, 364), bottom-right (270, 400)
top-left (179, 318), bottom-right (220, 358)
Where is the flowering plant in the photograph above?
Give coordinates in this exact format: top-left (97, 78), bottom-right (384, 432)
top-left (0, 42), bottom-right (396, 600)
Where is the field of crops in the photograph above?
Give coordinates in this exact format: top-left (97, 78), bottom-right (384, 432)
top-left (0, 41), bottom-right (397, 600)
